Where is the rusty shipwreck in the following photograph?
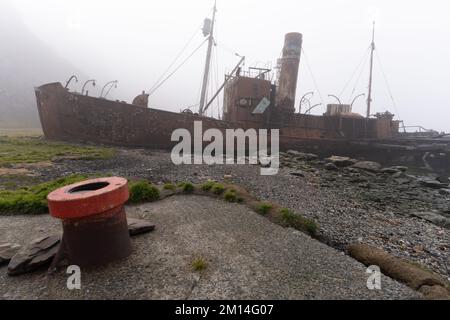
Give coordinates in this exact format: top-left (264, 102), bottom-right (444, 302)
top-left (34, 7), bottom-right (450, 173)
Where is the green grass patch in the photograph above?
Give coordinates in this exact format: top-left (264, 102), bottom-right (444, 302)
top-left (212, 183), bottom-right (225, 195)
top-left (192, 257), bottom-right (208, 272)
top-left (0, 175), bottom-right (88, 215)
top-left (179, 182), bottom-right (195, 193)
top-left (257, 202), bottom-right (273, 215)
top-left (279, 208), bottom-right (318, 236)
top-left (201, 180), bottom-right (215, 191)
top-left (128, 181), bottom-right (160, 203)
top-left (0, 128), bottom-right (43, 137)
top-left (0, 136), bottom-right (114, 166)
top-left (0, 174), bottom-right (41, 190)
top-left (224, 189), bottom-right (237, 203)
top-left (163, 183), bottom-right (176, 191)
top-left (303, 219), bottom-right (318, 236)
top-left (0, 176), bottom-right (164, 214)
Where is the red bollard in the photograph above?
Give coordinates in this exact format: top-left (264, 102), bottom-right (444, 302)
top-left (47, 177), bottom-right (132, 267)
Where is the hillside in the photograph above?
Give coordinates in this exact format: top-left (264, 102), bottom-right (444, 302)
top-left (0, 3), bottom-right (79, 128)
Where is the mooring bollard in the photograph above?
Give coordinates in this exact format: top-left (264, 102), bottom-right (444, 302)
top-left (47, 177), bottom-right (132, 267)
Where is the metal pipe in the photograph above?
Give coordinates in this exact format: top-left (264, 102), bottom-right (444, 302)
top-left (305, 103), bottom-right (322, 114)
top-left (82, 80), bottom-right (96, 96)
top-left (100, 80), bottom-right (118, 98)
top-left (351, 93), bottom-right (365, 107)
top-left (298, 91), bottom-right (314, 113)
top-left (65, 75), bottom-right (78, 89)
top-left (328, 94), bottom-right (342, 105)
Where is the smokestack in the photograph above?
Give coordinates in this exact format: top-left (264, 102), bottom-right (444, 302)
top-left (276, 32), bottom-right (303, 113)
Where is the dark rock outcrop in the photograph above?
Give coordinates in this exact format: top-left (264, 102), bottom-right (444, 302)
top-left (127, 218), bottom-right (156, 236)
top-left (7, 235), bottom-right (60, 276)
top-left (6, 218), bottom-right (156, 276)
top-left (0, 243), bottom-right (21, 266)
top-left (325, 156), bottom-right (356, 168)
top-left (352, 161), bottom-right (382, 173)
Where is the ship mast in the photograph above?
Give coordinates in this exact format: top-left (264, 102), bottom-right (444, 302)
top-left (199, 1), bottom-right (217, 116)
top-left (366, 21), bottom-right (375, 118)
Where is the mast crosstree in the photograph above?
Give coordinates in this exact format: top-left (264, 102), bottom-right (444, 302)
top-left (199, 1), bottom-right (217, 116)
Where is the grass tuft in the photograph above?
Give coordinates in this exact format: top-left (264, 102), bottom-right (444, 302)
top-left (279, 208), bottom-right (318, 236)
top-left (180, 182), bottom-right (195, 193)
top-left (128, 181), bottom-right (160, 203)
top-left (0, 175), bottom-right (88, 215)
top-left (224, 189), bottom-right (237, 202)
top-left (201, 180), bottom-right (215, 191)
top-left (212, 183), bottom-right (225, 195)
top-left (192, 257), bottom-right (208, 272)
top-left (257, 202), bottom-right (273, 215)
top-left (163, 183), bottom-right (176, 191)
top-left (304, 220), bottom-right (318, 236)
top-left (0, 136), bottom-right (114, 166)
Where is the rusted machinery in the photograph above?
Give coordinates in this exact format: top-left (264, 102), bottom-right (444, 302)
top-left (275, 32), bottom-right (303, 114)
top-left (47, 177), bottom-right (132, 267)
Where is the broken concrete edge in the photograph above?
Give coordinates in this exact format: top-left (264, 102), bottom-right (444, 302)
top-left (132, 181), bottom-right (450, 299)
top-left (3, 219), bottom-right (155, 276)
top-left (128, 181), bottom-right (319, 239)
top-left (348, 243), bottom-right (450, 300)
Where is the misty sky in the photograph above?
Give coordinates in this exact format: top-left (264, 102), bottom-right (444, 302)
top-left (9, 0), bottom-right (450, 132)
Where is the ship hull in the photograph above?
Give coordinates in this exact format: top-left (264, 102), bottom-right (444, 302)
top-left (35, 83), bottom-right (234, 149)
top-left (35, 83), bottom-right (450, 173)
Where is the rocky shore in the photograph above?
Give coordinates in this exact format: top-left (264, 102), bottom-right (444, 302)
top-left (11, 147), bottom-right (450, 281)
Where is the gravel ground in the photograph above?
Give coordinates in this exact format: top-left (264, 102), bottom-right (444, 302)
top-left (29, 148), bottom-right (450, 281)
top-left (0, 196), bottom-right (419, 300)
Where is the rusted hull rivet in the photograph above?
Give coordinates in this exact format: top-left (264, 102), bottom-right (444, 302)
top-left (47, 177), bottom-right (132, 267)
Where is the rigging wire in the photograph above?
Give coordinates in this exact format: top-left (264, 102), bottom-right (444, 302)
top-left (148, 21), bottom-right (204, 94)
top-left (205, 48), bottom-right (211, 117)
top-left (211, 49), bottom-right (217, 118)
top-left (301, 48), bottom-right (325, 106)
top-left (210, 45), bottom-right (216, 118)
top-left (216, 63), bottom-right (221, 118)
top-left (148, 38), bottom-right (208, 97)
top-left (338, 46), bottom-right (371, 98)
top-left (148, 4), bottom-right (215, 95)
top-left (348, 50), bottom-right (371, 103)
top-left (214, 41), bottom-right (221, 119)
top-left (216, 42), bottom-right (241, 57)
top-left (195, 71), bottom-right (204, 112)
top-left (375, 49), bottom-right (401, 119)
top-left (213, 18), bottom-right (220, 119)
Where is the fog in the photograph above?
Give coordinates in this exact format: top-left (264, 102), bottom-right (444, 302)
top-left (5, 0), bottom-right (450, 131)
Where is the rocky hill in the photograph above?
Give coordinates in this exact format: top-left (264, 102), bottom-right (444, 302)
top-left (0, 3), bottom-right (79, 128)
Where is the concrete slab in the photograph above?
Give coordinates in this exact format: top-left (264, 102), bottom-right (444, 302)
top-left (0, 196), bottom-right (419, 299)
